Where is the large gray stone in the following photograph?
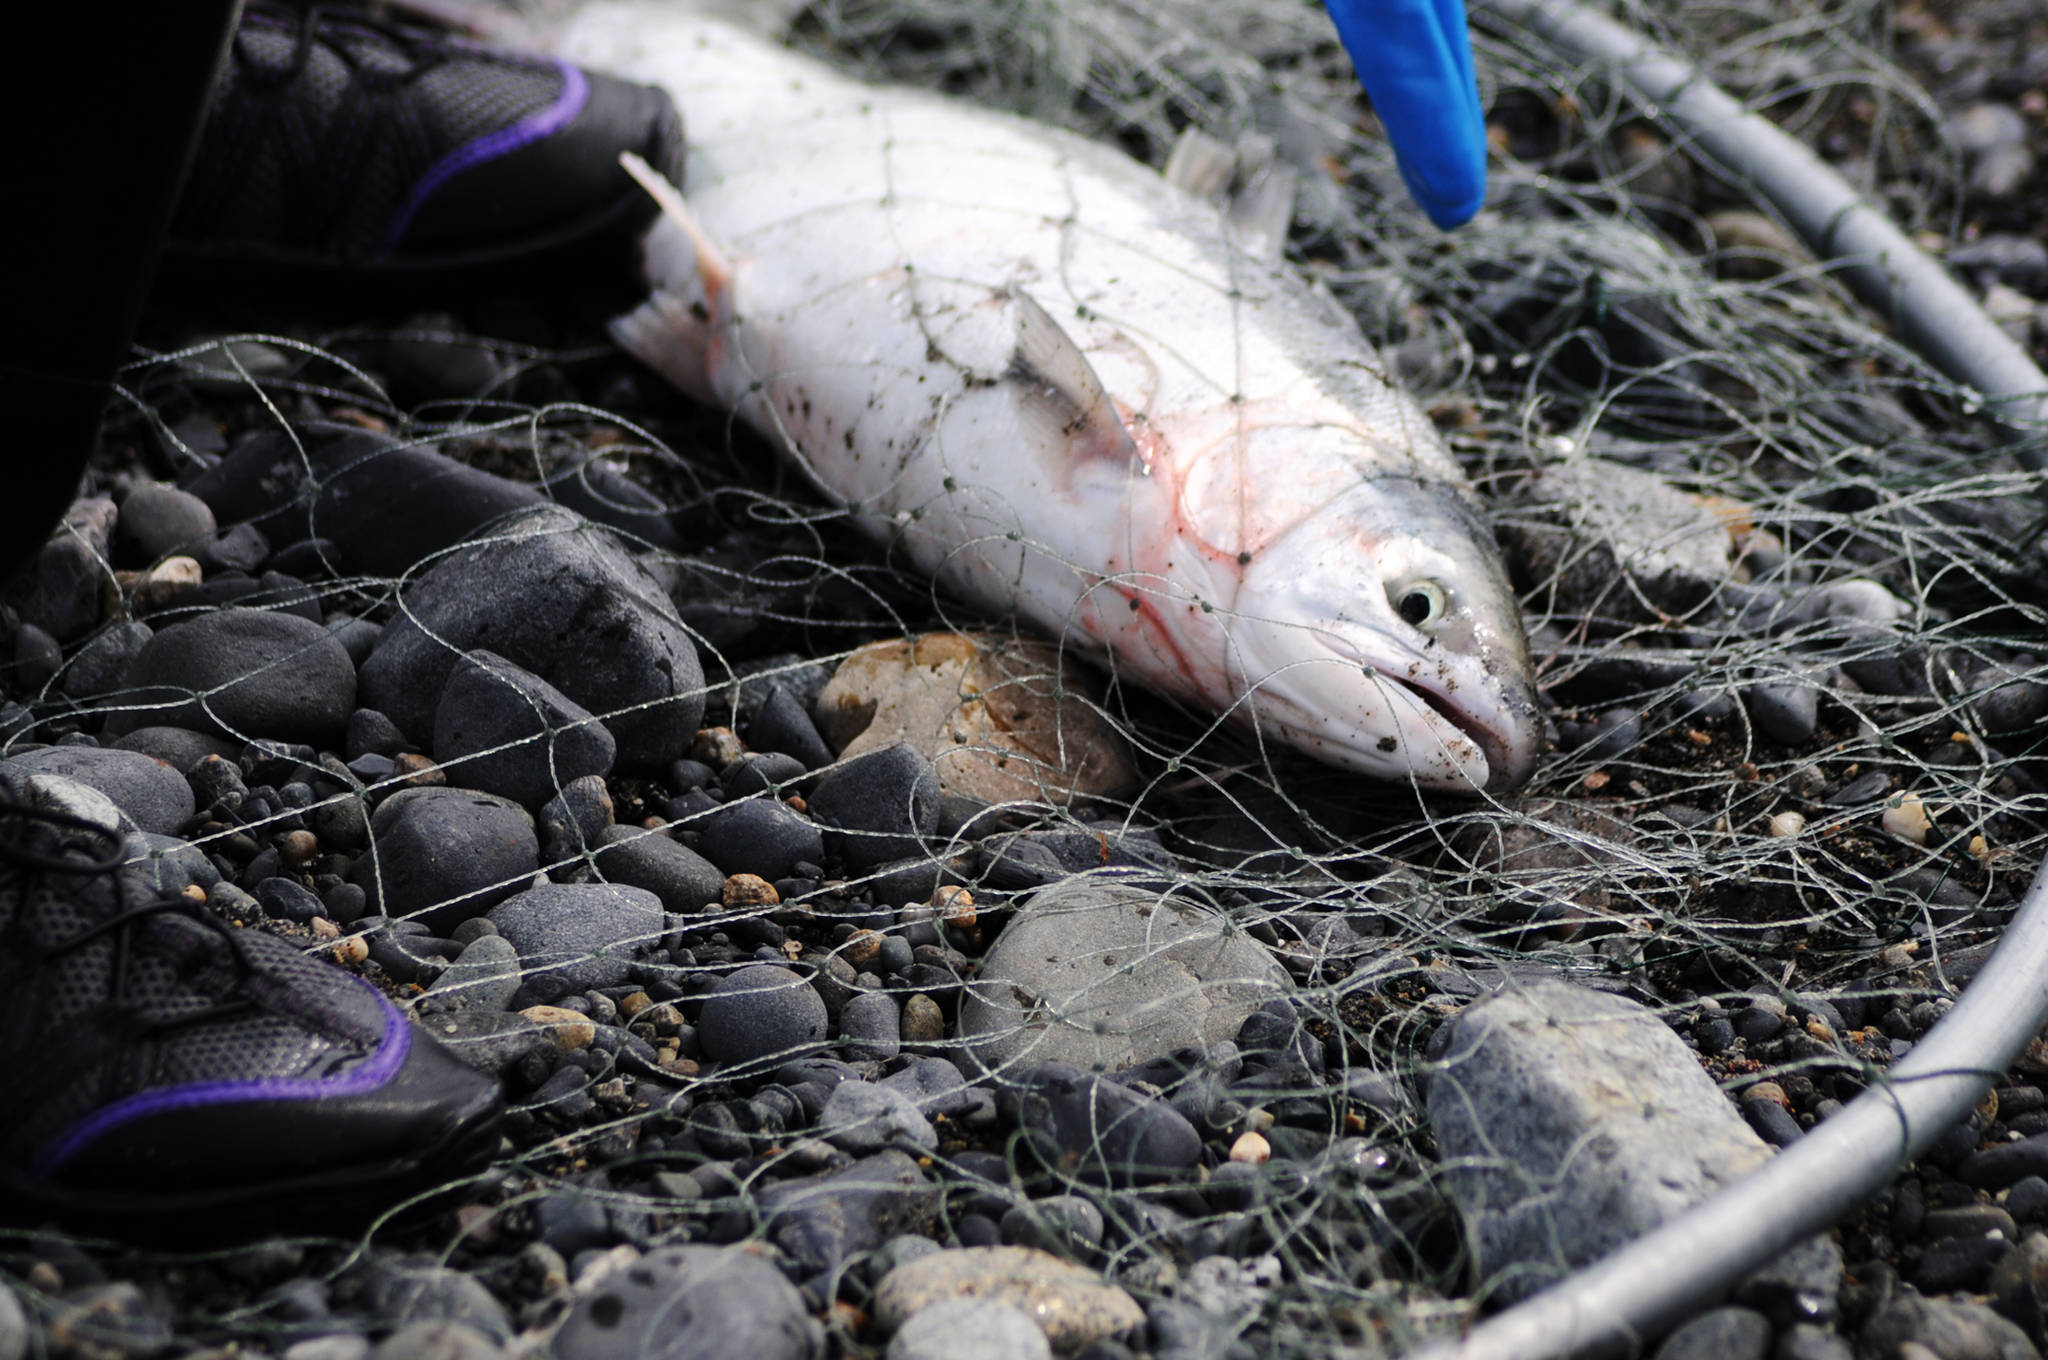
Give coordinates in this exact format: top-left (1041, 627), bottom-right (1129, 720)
top-left (1502, 453), bottom-right (1733, 624)
top-left (959, 878), bottom-right (1289, 1078)
top-left (432, 649), bottom-right (615, 809)
top-left (358, 506), bottom-right (702, 766)
top-left (351, 788), bottom-right (538, 932)
top-left (0, 746), bottom-right (192, 835)
top-left (107, 608), bottom-right (357, 746)
top-left (1428, 980), bottom-right (1778, 1300)
top-left (488, 882), bottom-right (665, 993)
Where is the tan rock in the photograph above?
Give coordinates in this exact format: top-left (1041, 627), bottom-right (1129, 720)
top-left (815, 634), bottom-right (1134, 807)
top-left (520, 1004), bottom-right (596, 1051)
top-left (874, 1246), bottom-right (1144, 1351)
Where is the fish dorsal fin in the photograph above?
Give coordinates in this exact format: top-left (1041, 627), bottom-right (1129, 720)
top-left (1163, 128), bottom-right (1238, 199)
top-left (1162, 129), bottom-right (1298, 263)
top-left (1005, 286), bottom-right (1142, 470)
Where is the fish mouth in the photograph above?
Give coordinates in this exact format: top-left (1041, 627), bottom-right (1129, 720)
top-left (1385, 669), bottom-right (1538, 796)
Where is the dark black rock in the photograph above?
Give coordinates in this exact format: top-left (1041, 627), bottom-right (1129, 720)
top-left (693, 797), bottom-right (825, 881)
top-left (385, 315), bottom-right (508, 401)
top-left (150, 569), bottom-right (323, 623)
top-left (1917, 1232), bottom-right (2015, 1294)
top-left (698, 965), bottom-right (828, 1068)
top-left (838, 991), bottom-right (901, 1063)
top-left (7, 498), bottom-right (114, 642)
top-left (12, 624), bottom-right (60, 692)
top-left (105, 608), bottom-right (356, 747)
top-left (551, 1243), bottom-right (822, 1360)
top-left (190, 522), bottom-right (271, 576)
top-left (1745, 677), bottom-right (1821, 745)
top-left (357, 505), bottom-right (703, 765)
top-left (350, 788), bottom-right (539, 932)
top-left (488, 882), bottom-right (664, 992)
top-left (1963, 1135), bottom-right (2048, 1192)
top-left (539, 774), bottom-right (614, 865)
top-left (591, 825), bottom-right (725, 914)
top-left (185, 422), bottom-right (545, 578)
top-left (117, 483), bottom-right (217, 564)
top-left (747, 686), bottom-right (834, 771)
top-left (540, 453), bottom-right (684, 553)
top-left (347, 708), bottom-right (413, 759)
top-left (758, 1149), bottom-right (940, 1274)
top-left (720, 751), bottom-right (807, 799)
top-left (2008, 1177), bottom-right (2048, 1223)
top-left (1004, 1062), bottom-right (1203, 1185)
top-left (818, 1079), bottom-right (935, 1154)
top-left (1950, 234), bottom-right (2048, 293)
top-left (60, 621), bottom-right (153, 702)
top-left (0, 747), bottom-right (194, 835)
top-left (1858, 1294), bottom-right (2036, 1360)
top-left (1741, 1095), bottom-right (1803, 1148)
top-left (120, 832), bottom-right (221, 899)
top-left (433, 649), bottom-right (616, 808)
top-left (1649, 1307), bottom-right (1771, 1360)
top-left (1973, 664), bottom-right (2048, 736)
top-left (255, 876), bottom-right (327, 924)
top-left (805, 744), bottom-right (939, 869)
top-left (1733, 1233), bottom-right (1842, 1327)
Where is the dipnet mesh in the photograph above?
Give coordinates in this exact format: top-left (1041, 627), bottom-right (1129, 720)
top-left (3, 0), bottom-right (2045, 1354)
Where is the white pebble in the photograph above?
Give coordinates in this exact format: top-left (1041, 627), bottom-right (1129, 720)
top-left (1230, 1131), bottom-right (1272, 1165)
top-left (1881, 795), bottom-right (1932, 844)
top-left (890, 1300), bottom-right (1052, 1360)
top-left (1767, 812), bottom-right (1805, 838)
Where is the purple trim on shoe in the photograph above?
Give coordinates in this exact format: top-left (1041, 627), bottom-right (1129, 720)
top-left (33, 976), bottom-right (412, 1178)
top-left (379, 58), bottom-right (590, 251)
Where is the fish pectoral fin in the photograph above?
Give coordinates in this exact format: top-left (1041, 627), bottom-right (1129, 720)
top-left (1163, 128), bottom-right (1238, 199)
top-left (618, 151), bottom-right (735, 297)
top-left (610, 151), bottom-right (735, 405)
top-left (1004, 286), bottom-right (1141, 472)
top-left (1161, 130), bottom-right (1298, 263)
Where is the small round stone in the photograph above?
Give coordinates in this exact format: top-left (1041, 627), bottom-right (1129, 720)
top-left (698, 965), bottom-right (828, 1068)
top-left (902, 993), bottom-right (946, 1045)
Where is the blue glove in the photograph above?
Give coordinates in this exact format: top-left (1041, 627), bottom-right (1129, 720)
top-left (1323, 0), bottom-right (1488, 230)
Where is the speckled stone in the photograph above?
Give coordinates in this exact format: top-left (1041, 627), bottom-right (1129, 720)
top-left (960, 878), bottom-right (1289, 1078)
top-left (873, 1247), bottom-right (1144, 1351)
top-left (1428, 980), bottom-right (1787, 1302)
top-left (551, 1245), bottom-right (822, 1360)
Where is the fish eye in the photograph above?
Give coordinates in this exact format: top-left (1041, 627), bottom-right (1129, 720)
top-left (1393, 579), bottom-right (1448, 629)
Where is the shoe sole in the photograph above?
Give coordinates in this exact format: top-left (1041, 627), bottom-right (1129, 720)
top-left (0, 1085), bottom-right (504, 1240)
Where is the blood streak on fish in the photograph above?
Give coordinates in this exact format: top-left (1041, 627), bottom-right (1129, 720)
top-left (556, 4), bottom-right (1544, 793)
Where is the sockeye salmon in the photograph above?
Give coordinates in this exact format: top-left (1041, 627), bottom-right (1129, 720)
top-left (557, 3), bottom-right (1544, 792)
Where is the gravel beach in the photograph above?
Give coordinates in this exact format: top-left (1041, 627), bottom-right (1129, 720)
top-left (4, 1), bottom-right (2048, 1358)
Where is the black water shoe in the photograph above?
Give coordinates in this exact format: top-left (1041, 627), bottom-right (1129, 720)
top-left (0, 772), bottom-right (503, 1229)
